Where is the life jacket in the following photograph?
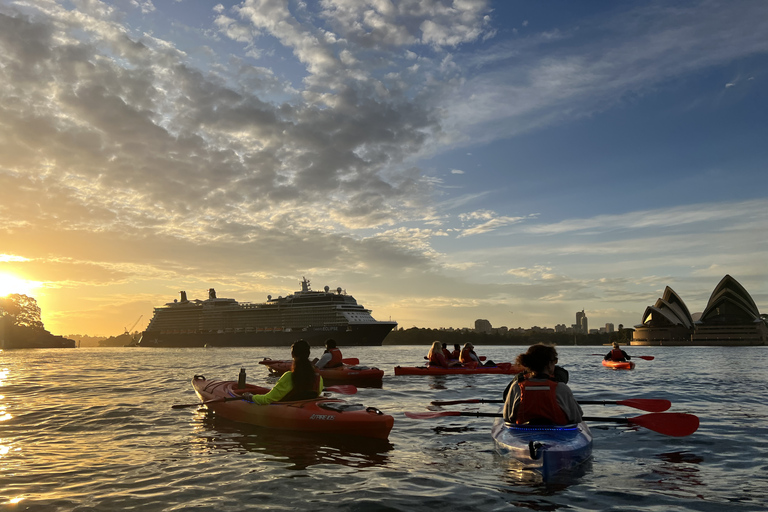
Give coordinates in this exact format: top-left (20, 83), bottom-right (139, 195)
top-left (279, 372), bottom-right (321, 402)
top-left (428, 352), bottom-right (448, 367)
top-left (459, 348), bottom-right (477, 366)
top-left (451, 349), bottom-right (460, 359)
top-left (515, 378), bottom-right (568, 425)
top-left (610, 348), bottom-right (626, 361)
top-left (442, 348), bottom-right (452, 359)
top-left (326, 347), bottom-right (343, 368)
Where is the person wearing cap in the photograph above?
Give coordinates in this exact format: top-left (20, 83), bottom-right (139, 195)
top-left (314, 338), bottom-right (344, 369)
top-left (604, 342), bottom-right (631, 362)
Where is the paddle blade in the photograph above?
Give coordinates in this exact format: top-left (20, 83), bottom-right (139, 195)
top-left (630, 412), bottom-right (699, 437)
top-left (342, 358), bottom-right (360, 365)
top-left (637, 356), bottom-right (655, 361)
top-left (325, 384), bottom-right (357, 395)
top-left (617, 398), bottom-right (670, 412)
top-left (405, 411), bottom-right (463, 419)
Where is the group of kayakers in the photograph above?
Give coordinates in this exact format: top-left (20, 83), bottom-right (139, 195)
top-left (240, 336), bottom-right (630, 430)
top-left (427, 341), bottom-right (496, 368)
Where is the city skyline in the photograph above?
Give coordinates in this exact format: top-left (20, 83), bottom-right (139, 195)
top-left (1, 1), bottom-right (766, 336)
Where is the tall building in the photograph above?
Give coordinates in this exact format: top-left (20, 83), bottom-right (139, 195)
top-left (474, 319), bottom-right (492, 334)
top-left (576, 310), bottom-right (588, 334)
top-left (605, 323), bottom-right (614, 333)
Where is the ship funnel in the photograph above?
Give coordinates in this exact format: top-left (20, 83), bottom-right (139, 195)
top-left (180, 291), bottom-right (188, 302)
top-left (336, 287), bottom-right (342, 295)
top-left (209, 288), bottom-right (217, 299)
top-left (324, 286), bottom-right (330, 292)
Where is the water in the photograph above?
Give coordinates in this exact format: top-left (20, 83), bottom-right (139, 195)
top-left (1, 345), bottom-right (767, 511)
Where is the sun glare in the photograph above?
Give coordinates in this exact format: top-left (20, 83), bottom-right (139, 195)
top-left (0, 273), bottom-right (39, 297)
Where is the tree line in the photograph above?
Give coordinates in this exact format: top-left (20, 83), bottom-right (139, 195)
top-left (0, 294), bottom-right (75, 349)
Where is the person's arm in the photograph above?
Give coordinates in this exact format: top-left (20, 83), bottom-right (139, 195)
top-left (623, 351), bottom-right (631, 360)
top-left (555, 383), bottom-right (583, 423)
top-left (604, 351), bottom-right (611, 360)
top-left (246, 372), bottom-right (294, 404)
top-left (502, 381), bottom-right (521, 423)
top-left (315, 352), bottom-right (332, 369)
top-left (470, 351), bottom-right (481, 363)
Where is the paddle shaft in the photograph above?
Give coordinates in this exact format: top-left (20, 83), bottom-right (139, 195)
top-left (430, 398), bottom-right (671, 412)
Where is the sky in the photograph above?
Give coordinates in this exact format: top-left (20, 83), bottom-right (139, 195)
top-left (0, 0), bottom-right (767, 337)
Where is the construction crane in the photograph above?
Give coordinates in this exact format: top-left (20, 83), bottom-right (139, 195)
top-left (124, 315), bottom-right (143, 335)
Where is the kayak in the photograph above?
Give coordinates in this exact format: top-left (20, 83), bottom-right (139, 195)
top-left (602, 359), bottom-right (636, 370)
top-left (491, 418), bottom-right (593, 479)
top-left (259, 358), bottom-right (384, 386)
top-left (394, 363), bottom-right (522, 376)
top-left (191, 375), bottom-right (394, 440)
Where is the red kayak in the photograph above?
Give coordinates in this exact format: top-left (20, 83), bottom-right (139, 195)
top-left (394, 363), bottom-right (523, 376)
top-left (191, 375), bottom-right (394, 440)
top-left (259, 358), bottom-right (384, 386)
top-left (602, 359), bottom-right (635, 370)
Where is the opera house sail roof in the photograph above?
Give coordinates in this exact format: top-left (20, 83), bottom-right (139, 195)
top-left (632, 275), bottom-right (767, 346)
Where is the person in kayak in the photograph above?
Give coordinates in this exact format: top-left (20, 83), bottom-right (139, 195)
top-left (427, 341), bottom-right (461, 367)
top-left (459, 343), bottom-right (495, 367)
top-left (451, 344), bottom-right (461, 359)
top-left (242, 339), bottom-right (323, 404)
top-left (604, 342), bottom-right (631, 362)
top-left (314, 338), bottom-right (344, 369)
top-left (503, 343), bottom-right (582, 425)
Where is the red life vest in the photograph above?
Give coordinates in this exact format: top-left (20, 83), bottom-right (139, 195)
top-left (442, 348), bottom-right (452, 359)
top-left (279, 373), bottom-right (321, 402)
top-left (326, 347), bottom-right (343, 368)
top-left (515, 379), bottom-right (568, 425)
top-left (428, 352), bottom-right (449, 367)
top-left (610, 348), bottom-right (626, 361)
top-left (459, 348), bottom-right (477, 366)
top-left (451, 349), bottom-right (460, 359)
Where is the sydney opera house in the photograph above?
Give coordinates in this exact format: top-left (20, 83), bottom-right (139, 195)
top-left (632, 275), bottom-right (767, 346)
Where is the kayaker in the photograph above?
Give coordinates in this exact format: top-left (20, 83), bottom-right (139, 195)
top-left (427, 341), bottom-right (461, 367)
top-left (451, 344), bottom-right (461, 359)
top-left (459, 343), bottom-right (495, 367)
top-left (242, 339), bottom-right (323, 404)
top-left (503, 344), bottom-right (582, 425)
top-left (604, 342), bottom-right (631, 362)
top-left (314, 338), bottom-right (344, 369)
top-left (441, 342), bottom-right (452, 359)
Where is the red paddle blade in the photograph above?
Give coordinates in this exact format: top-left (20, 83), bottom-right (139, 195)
top-left (325, 384), bottom-right (357, 395)
top-left (630, 413), bottom-right (699, 437)
top-left (342, 358), bottom-right (360, 365)
top-left (616, 398), bottom-right (671, 412)
top-left (405, 411), bottom-right (462, 419)
top-left (637, 356), bottom-right (655, 361)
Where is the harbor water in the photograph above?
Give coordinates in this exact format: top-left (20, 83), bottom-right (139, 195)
top-left (1, 345), bottom-right (767, 511)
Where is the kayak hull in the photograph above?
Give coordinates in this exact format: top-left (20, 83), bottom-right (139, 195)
top-left (602, 359), bottom-right (635, 370)
top-left (191, 376), bottom-right (394, 440)
top-left (492, 419), bottom-right (593, 479)
top-left (394, 363), bottom-right (522, 376)
top-left (259, 358), bottom-right (384, 386)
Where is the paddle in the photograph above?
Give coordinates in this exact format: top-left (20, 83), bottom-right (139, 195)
top-left (592, 354), bottom-right (655, 361)
top-left (403, 411), bottom-right (699, 437)
top-left (430, 398), bottom-right (671, 412)
top-left (172, 384), bottom-right (357, 408)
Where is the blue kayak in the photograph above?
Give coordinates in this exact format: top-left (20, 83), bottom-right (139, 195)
top-left (491, 419), bottom-right (593, 479)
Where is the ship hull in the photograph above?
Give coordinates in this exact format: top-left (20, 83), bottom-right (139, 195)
top-left (137, 322), bottom-right (395, 348)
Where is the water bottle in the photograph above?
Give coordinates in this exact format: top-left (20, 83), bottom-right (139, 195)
top-left (237, 368), bottom-right (246, 388)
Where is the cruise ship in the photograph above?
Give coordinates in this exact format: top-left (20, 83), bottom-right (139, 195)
top-left (137, 278), bottom-right (397, 347)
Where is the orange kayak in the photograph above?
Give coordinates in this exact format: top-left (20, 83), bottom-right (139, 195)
top-left (602, 359), bottom-right (635, 370)
top-left (259, 358), bottom-right (384, 386)
top-left (191, 375), bottom-right (394, 440)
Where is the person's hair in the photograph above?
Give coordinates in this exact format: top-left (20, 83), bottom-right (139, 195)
top-left (612, 342), bottom-right (619, 349)
top-left (454, 344), bottom-right (460, 350)
top-left (428, 341), bottom-right (443, 359)
top-left (442, 342), bottom-right (447, 349)
top-left (291, 339), bottom-right (316, 391)
top-left (516, 344), bottom-right (558, 375)
top-left (325, 338), bottom-right (337, 349)
top-left (464, 342), bottom-right (474, 349)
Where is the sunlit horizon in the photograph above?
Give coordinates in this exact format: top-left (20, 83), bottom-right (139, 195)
top-left (0, 273), bottom-right (41, 298)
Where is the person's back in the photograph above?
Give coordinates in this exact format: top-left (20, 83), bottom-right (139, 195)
top-left (244, 339), bottom-right (323, 404)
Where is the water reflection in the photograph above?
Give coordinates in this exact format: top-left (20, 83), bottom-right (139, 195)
top-left (650, 451), bottom-right (705, 493)
top-left (498, 456), bottom-right (592, 490)
top-left (190, 412), bottom-right (393, 470)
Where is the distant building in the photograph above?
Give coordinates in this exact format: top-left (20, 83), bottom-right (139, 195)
top-left (605, 323), bottom-right (614, 333)
top-left (576, 310), bottom-right (588, 334)
top-left (555, 324), bottom-right (567, 333)
top-left (632, 275), bottom-right (767, 346)
top-left (474, 319), bottom-right (492, 334)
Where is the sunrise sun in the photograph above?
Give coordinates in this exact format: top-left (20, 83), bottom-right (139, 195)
top-left (0, 273), bottom-right (39, 297)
